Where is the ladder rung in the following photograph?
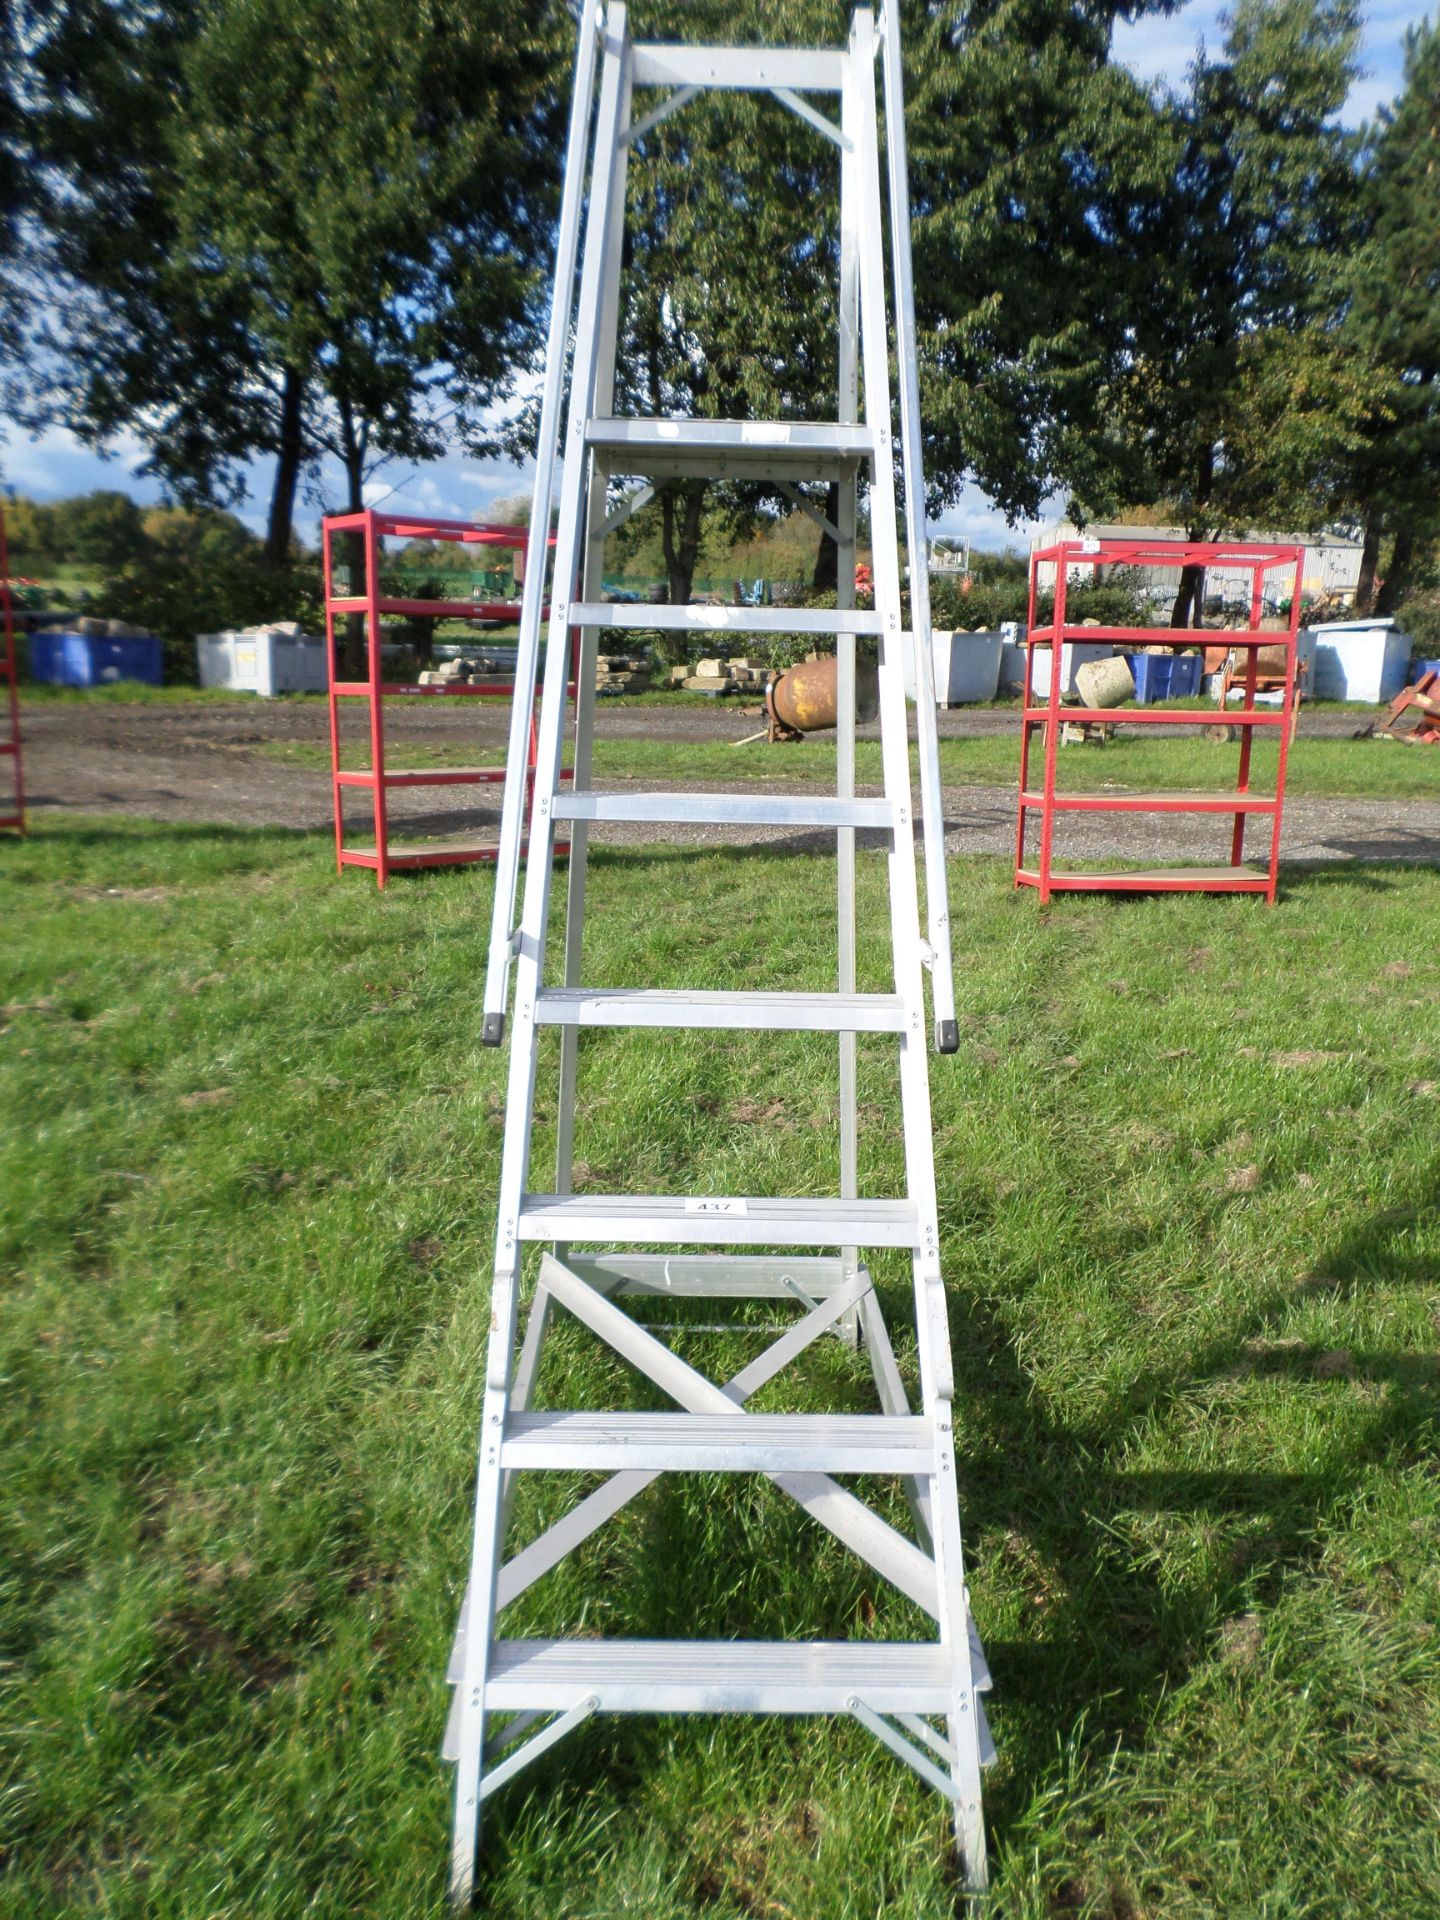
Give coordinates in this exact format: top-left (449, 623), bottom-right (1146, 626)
top-left (485, 1639), bottom-right (956, 1714)
top-left (564, 1252), bottom-right (851, 1297)
top-left (516, 1195), bottom-right (920, 1248)
top-left (551, 791), bottom-right (894, 829)
top-left (570, 602), bottom-right (884, 636)
top-left (503, 1411), bottom-right (933, 1474)
top-left (533, 988), bottom-right (909, 1033)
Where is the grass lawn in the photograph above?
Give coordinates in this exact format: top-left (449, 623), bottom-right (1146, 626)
top-left (19, 684), bottom-right (318, 708)
top-left (2, 818), bottom-right (1438, 1918)
top-left (265, 712), bottom-right (1440, 803)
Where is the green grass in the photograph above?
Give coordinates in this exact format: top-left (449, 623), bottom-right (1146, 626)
top-left (18, 683), bottom-right (312, 707)
top-left (3, 819), bottom-right (1439, 1917)
top-left (265, 719), bottom-right (1440, 801)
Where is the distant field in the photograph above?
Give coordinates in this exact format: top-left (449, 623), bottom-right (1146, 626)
top-left (2, 817), bottom-right (1437, 1917)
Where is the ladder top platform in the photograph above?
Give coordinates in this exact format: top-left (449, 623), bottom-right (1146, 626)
top-left (587, 415), bottom-right (873, 480)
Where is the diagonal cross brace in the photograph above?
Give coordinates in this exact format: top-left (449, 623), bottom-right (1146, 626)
top-left (479, 1697), bottom-right (598, 1803)
top-left (497, 1264), bottom-right (875, 1609)
top-left (533, 1256), bottom-right (939, 1617)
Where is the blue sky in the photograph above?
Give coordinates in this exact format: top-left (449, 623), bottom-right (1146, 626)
top-left (1, 1), bottom-right (1421, 555)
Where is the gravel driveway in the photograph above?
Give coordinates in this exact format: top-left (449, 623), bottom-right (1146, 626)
top-left (16, 695), bottom-right (1439, 866)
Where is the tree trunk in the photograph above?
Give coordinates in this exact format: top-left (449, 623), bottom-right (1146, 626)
top-left (811, 481), bottom-right (841, 594)
top-left (263, 367), bottom-right (306, 567)
top-left (338, 396), bottom-right (368, 680)
top-left (1354, 516), bottom-right (1381, 611)
top-left (1171, 506), bottom-right (1212, 626)
top-left (661, 481), bottom-right (707, 604)
top-left (1375, 524), bottom-right (1414, 615)
top-left (1170, 564), bottom-right (1205, 627)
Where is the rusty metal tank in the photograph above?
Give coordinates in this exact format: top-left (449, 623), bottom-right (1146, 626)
top-left (767, 653), bottom-right (879, 735)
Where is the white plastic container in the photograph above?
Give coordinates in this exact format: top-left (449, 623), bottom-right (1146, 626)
top-left (1029, 640), bottom-right (1114, 700)
top-left (1304, 619), bottom-right (1412, 704)
top-left (905, 629), bottom-right (1004, 705)
top-left (197, 628), bottom-right (329, 695)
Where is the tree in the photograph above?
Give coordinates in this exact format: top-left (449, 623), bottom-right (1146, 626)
top-left (26, 0), bottom-right (568, 562)
top-left (904, 0), bottom-right (1177, 529)
top-left (47, 490), bottom-right (149, 569)
top-left (0, 0), bottom-right (31, 385)
top-left (1341, 19), bottom-right (1440, 611)
top-left (1092, 0), bottom-right (1370, 622)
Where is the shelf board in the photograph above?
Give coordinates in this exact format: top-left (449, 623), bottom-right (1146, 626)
top-left (342, 838), bottom-right (499, 866)
top-left (1030, 541), bottom-right (1301, 569)
top-left (336, 766), bottom-right (504, 788)
top-left (327, 596), bottom-right (524, 620)
top-left (1018, 789), bottom-right (1279, 815)
top-left (1023, 706), bottom-right (1285, 727)
top-left (1025, 625), bottom-right (1296, 648)
top-left (1016, 864), bottom-right (1272, 894)
top-left (341, 837), bottom-right (569, 869)
top-left (334, 766), bottom-right (572, 788)
top-left (332, 681), bottom-right (568, 699)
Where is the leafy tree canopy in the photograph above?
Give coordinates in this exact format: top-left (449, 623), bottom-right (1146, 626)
top-left (22, 0), bottom-right (570, 555)
top-left (1341, 17), bottom-right (1440, 607)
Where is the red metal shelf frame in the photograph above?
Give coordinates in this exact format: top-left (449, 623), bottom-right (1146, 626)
top-left (0, 506), bottom-right (26, 836)
top-left (1015, 537), bottom-right (1304, 904)
top-left (321, 508), bottom-right (571, 887)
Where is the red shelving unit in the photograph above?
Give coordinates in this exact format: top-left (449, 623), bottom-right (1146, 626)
top-left (1015, 538), bottom-right (1304, 904)
top-left (321, 509), bottom-right (571, 887)
top-left (0, 505), bottom-right (26, 836)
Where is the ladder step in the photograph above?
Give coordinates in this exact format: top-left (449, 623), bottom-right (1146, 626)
top-left (533, 989), bottom-right (909, 1034)
top-left (486, 1639), bottom-right (956, 1714)
top-left (516, 1195), bottom-right (920, 1248)
top-left (570, 602), bottom-right (884, 636)
top-left (552, 790), bottom-right (894, 830)
top-left (502, 1411), bottom-right (934, 1474)
top-left (587, 415), bottom-right (873, 482)
top-left (448, 1601), bottom-right (991, 1695)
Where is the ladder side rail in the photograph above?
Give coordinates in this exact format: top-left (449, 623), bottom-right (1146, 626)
top-left (450, 13), bottom-right (633, 1903)
top-left (879, 3), bottom-right (956, 1052)
top-left (851, 13), bottom-right (987, 1886)
top-left (482, 1), bottom-right (605, 1044)
top-left (556, 48), bottom-right (634, 1206)
top-left (837, 69), bottom-right (862, 1309)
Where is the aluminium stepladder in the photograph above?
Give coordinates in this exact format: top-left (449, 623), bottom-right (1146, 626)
top-left (444, 5), bottom-right (992, 1902)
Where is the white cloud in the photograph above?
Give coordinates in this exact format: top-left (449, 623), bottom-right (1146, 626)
top-left (2, 422), bottom-right (155, 500)
top-left (1113, 0), bottom-right (1412, 124)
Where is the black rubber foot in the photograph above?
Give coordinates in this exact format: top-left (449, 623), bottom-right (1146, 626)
top-left (935, 1018), bottom-right (960, 1055)
top-left (481, 1012), bottom-right (505, 1048)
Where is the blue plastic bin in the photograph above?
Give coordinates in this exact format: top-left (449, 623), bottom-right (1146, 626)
top-left (1123, 650), bottom-right (1203, 704)
top-left (1414, 657), bottom-right (1440, 683)
top-left (29, 632), bottom-right (163, 688)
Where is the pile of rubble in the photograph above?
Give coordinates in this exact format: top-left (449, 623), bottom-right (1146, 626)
top-left (594, 652), bottom-right (649, 694)
top-left (33, 614), bottom-right (154, 639)
top-left (668, 655), bottom-right (772, 694)
top-left (416, 655), bottom-right (508, 686)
